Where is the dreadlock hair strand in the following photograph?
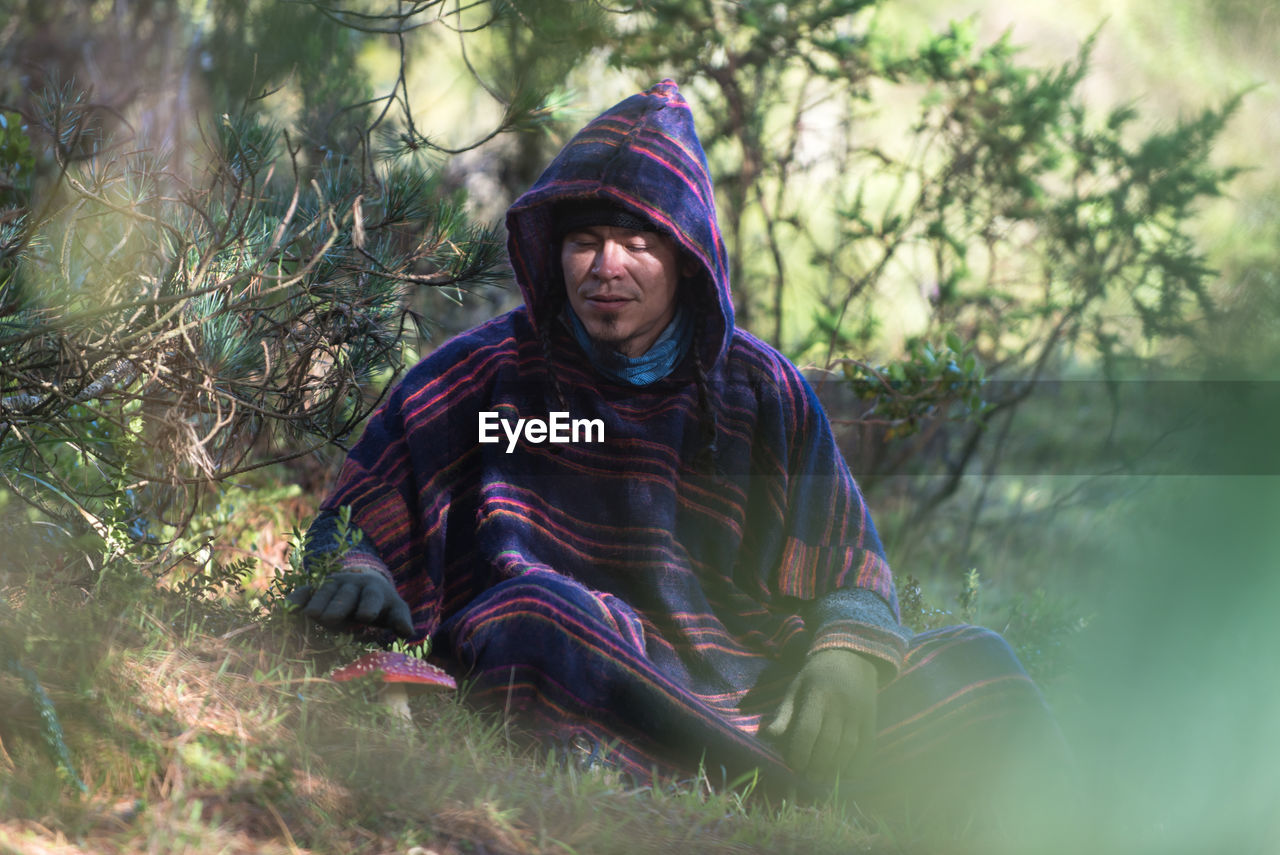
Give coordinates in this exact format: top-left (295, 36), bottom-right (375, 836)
top-left (535, 288), bottom-right (569, 414)
top-left (689, 282), bottom-right (721, 477)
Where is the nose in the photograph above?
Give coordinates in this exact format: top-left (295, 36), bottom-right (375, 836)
top-left (590, 239), bottom-right (624, 280)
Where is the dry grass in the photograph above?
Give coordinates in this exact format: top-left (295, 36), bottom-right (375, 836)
top-left (0, 570), bottom-right (907, 855)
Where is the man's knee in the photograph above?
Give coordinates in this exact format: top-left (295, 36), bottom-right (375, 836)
top-left (902, 623), bottom-right (1027, 680)
top-left (443, 571), bottom-right (644, 671)
top-left (880, 623), bottom-right (1051, 753)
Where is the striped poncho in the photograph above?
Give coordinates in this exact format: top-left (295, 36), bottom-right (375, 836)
top-left (311, 80), bottom-right (915, 784)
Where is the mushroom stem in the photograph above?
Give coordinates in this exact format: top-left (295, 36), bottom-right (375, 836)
top-left (381, 682), bottom-right (413, 721)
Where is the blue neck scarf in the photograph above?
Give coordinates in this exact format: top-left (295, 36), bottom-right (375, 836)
top-left (564, 304), bottom-right (694, 386)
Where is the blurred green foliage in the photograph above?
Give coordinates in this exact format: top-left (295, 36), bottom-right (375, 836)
top-left (0, 0), bottom-right (563, 569)
top-left (593, 4), bottom-right (1247, 516)
top-left (0, 111), bottom-right (34, 205)
top-left (836, 333), bottom-right (987, 441)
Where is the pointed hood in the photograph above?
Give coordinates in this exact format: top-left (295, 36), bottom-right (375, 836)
top-left (506, 80), bottom-right (734, 368)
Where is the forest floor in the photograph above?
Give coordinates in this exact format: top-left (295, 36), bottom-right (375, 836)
top-left (0, 544), bottom-right (948, 855)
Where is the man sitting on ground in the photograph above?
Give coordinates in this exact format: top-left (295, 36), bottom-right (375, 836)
top-left (287, 80), bottom-right (1064, 808)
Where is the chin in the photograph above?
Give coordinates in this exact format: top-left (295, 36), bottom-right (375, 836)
top-left (592, 336), bottom-right (631, 354)
top-left (583, 319), bottom-right (626, 344)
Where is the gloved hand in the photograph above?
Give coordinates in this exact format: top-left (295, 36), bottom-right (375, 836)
top-left (285, 571), bottom-right (414, 638)
top-left (761, 648), bottom-right (879, 784)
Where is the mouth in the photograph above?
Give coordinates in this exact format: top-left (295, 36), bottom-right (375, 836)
top-left (583, 293), bottom-right (633, 311)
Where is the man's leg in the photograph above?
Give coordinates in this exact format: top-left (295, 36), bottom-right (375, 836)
top-left (436, 571), bottom-right (795, 789)
top-left (855, 625), bottom-right (1075, 838)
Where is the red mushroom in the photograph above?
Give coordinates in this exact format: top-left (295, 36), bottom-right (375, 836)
top-left (331, 651), bottom-right (456, 720)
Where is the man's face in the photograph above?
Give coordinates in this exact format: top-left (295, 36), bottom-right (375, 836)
top-left (561, 225), bottom-right (682, 358)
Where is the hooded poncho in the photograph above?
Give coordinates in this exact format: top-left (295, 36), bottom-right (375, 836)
top-left (307, 81), bottom-right (1050, 787)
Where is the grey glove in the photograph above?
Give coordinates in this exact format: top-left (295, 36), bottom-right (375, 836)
top-left (761, 649), bottom-right (879, 783)
top-left (286, 571), bottom-right (414, 638)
